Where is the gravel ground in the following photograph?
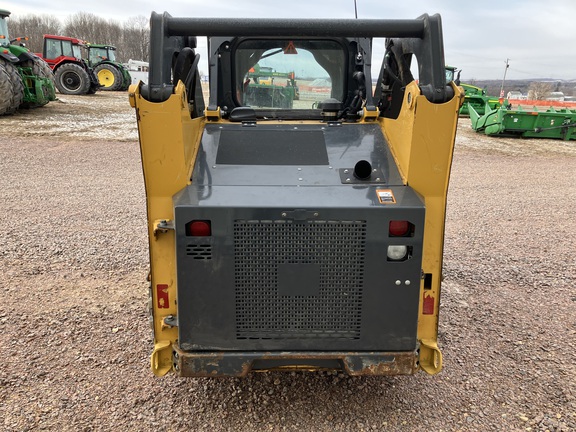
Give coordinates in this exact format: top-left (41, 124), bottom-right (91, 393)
top-left (0, 92), bottom-right (575, 431)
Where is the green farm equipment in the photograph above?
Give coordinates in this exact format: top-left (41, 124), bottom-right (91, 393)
top-left (0, 9), bottom-right (56, 115)
top-left (459, 83), bottom-right (501, 116)
top-left (445, 66), bottom-right (500, 116)
top-left (469, 104), bottom-right (576, 140)
top-left (85, 43), bottom-right (131, 91)
top-left (245, 64), bottom-right (299, 108)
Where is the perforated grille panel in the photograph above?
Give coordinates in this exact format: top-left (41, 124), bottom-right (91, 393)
top-left (186, 244), bottom-right (212, 260)
top-left (234, 219), bottom-right (366, 340)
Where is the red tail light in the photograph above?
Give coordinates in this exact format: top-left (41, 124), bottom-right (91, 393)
top-left (186, 220), bottom-right (211, 236)
top-left (389, 220), bottom-right (410, 237)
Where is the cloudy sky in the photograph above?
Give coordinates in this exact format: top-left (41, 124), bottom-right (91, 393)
top-left (4, 0), bottom-right (576, 81)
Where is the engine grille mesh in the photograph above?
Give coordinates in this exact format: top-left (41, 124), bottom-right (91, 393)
top-left (234, 219), bottom-right (366, 339)
top-left (186, 244), bottom-right (212, 260)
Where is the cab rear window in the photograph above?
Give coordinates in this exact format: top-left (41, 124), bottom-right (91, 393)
top-left (234, 39), bottom-right (346, 110)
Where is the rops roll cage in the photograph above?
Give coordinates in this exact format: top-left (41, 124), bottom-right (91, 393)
top-left (141, 12), bottom-right (454, 117)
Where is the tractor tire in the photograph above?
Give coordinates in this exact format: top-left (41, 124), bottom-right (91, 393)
top-left (94, 64), bottom-right (123, 91)
top-left (54, 63), bottom-right (91, 95)
top-left (0, 64), bottom-right (15, 116)
top-left (120, 69), bottom-right (132, 91)
top-left (0, 59), bottom-right (24, 114)
top-left (20, 56), bottom-right (55, 108)
top-left (24, 55), bottom-right (56, 88)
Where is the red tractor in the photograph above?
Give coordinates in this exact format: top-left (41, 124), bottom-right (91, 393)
top-left (39, 35), bottom-right (100, 95)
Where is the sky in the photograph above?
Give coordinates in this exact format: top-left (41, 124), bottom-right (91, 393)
top-left (4, 0), bottom-right (576, 81)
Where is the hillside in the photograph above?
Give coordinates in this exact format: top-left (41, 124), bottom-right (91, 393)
top-left (459, 78), bottom-right (576, 98)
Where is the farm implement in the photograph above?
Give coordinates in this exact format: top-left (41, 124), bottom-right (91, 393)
top-left (459, 83), bottom-right (501, 116)
top-left (470, 104), bottom-right (576, 140)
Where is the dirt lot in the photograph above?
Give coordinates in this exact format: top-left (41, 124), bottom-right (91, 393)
top-left (0, 92), bottom-right (575, 431)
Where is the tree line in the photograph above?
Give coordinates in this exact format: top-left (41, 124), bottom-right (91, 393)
top-left (7, 12), bottom-right (150, 63)
top-left (466, 78), bottom-right (574, 100)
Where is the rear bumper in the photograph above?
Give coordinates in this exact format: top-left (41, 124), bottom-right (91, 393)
top-left (173, 345), bottom-right (418, 377)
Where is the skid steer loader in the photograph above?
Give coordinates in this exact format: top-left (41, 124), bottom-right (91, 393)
top-left (129, 12), bottom-right (463, 377)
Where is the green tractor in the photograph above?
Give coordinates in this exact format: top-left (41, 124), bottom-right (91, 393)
top-left (245, 64), bottom-right (299, 108)
top-left (0, 9), bottom-right (56, 115)
top-left (445, 65), bottom-right (501, 116)
top-left (85, 43), bottom-right (131, 91)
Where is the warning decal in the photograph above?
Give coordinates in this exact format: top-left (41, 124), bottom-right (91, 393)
top-left (376, 189), bottom-right (396, 204)
top-left (283, 41), bottom-right (298, 54)
top-left (157, 284), bottom-right (169, 308)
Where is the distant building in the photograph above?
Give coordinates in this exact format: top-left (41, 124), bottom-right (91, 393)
top-left (546, 92), bottom-right (565, 101)
top-left (507, 91), bottom-right (527, 100)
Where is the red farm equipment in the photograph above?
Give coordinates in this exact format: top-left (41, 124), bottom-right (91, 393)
top-left (39, 35), bottom-right (100, 95)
